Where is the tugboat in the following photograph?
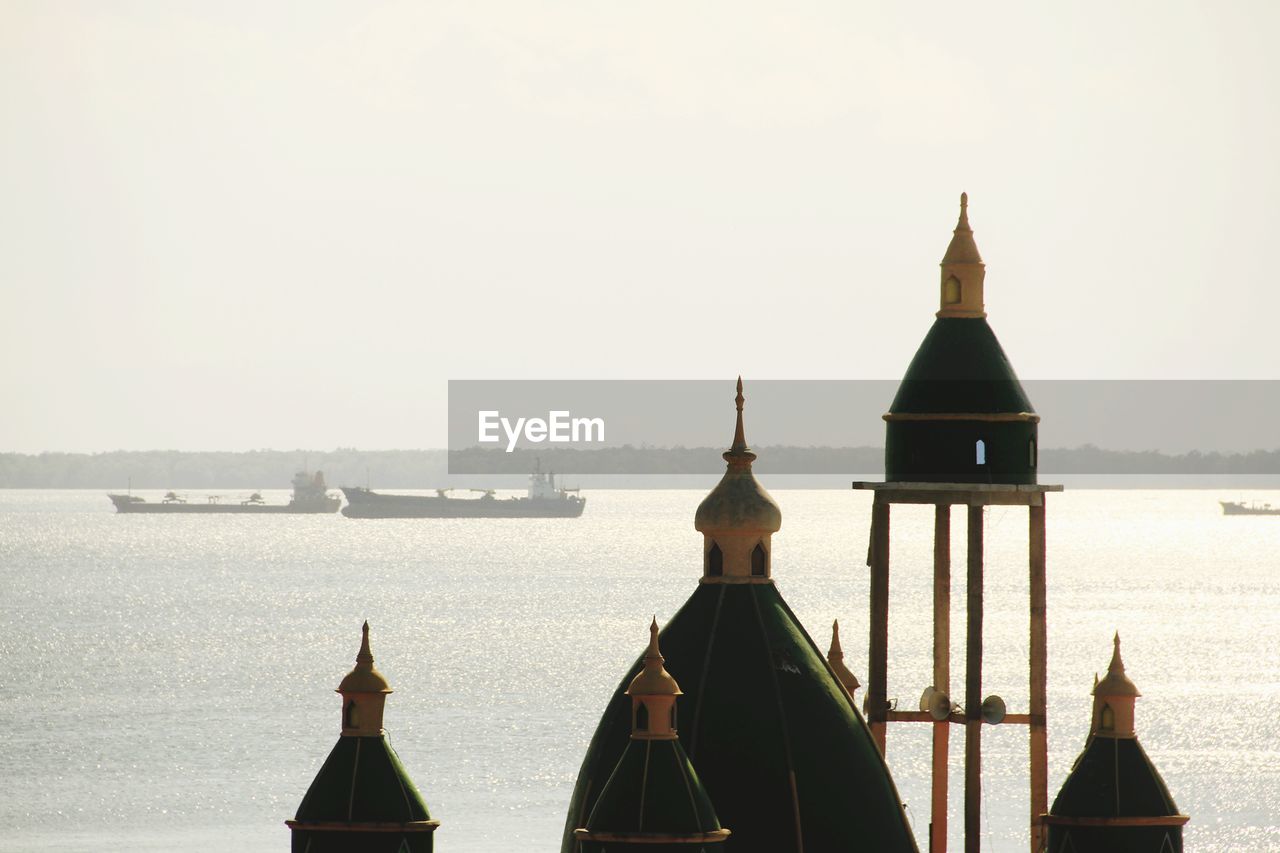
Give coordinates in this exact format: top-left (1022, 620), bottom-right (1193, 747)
top-left (107, 471), bottom-right (341, 514)
top-left (340, 466), bottom-right (586, 519)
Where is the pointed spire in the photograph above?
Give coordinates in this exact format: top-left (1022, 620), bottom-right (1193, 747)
top-left (941, 191), bottom-right (983, 265)
top-left (1094, 632), bottom-right (1140, 697)
top-left (337, 621), bottom-right (392, 696)
top-left (645, 616), bottom-right (663, 665)
top-left (827, 619), bottom-right (861, 696)
top-left (724, 376), bottom-right (756, 465)
top-left (627, 618), bottom-right (682, 698)
top-left (357, 620), bottom-right (373, 666)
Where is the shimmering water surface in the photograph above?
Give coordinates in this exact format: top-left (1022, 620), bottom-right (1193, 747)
top-left (2, 488), bottom-right (1279, 852)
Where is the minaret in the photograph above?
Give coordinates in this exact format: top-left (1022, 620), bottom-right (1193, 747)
top-left (827, 620), bottom-right (861, 701)
top-left (288, 623), bottom-right (439, 853)
top-left (937, 192), bottom-right (987, 319)
top-left (574, 619), bottom-right (729, 852)
top-left (1045, 634), bottom-right (1188, 852)
top-left (693, 377), bottom-right (782, 582)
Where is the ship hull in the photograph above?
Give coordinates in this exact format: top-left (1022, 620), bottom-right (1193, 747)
top-left (1220, 501), bottom-right (1280, 516)
top-left (340, 488), bottom-right (585, 519)
top-left (108, 495), bottom-right (341, 514)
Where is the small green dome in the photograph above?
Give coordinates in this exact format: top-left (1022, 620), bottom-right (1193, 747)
top-left (577, 739), bottom-right (727, 850)
top-left (290, 735), bottom-right (438, 853)
top-left (1051, 737), bottom-right (1180, 820)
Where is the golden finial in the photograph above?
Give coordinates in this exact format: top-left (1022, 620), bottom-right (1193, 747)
top-left (646, 616), bottom-right (663, 664)
top-left (724, 376), bottom-right (756, 463)
top-left (357, 620), bottom-right (373, 666)
top-left (827, 619), bottom-right (861, 695)
top-left (1108, 631), bottom-right (1124, 675)
top-left (941, 192), bottom-right (983, 266)
top-left (627, 618), bottom-right (682, 697)
top-left (829, 620), bottom-right (844, 660)
top-left (1094, 631), bottom-right (1140, 697)
top-left (338, 621), bottom-right (392, 695)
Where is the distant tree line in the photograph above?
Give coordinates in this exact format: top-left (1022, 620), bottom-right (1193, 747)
top-left (5, 444), bottom-right (1280, 488)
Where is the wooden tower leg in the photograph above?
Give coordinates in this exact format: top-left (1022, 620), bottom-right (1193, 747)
top-left (931, 504), bottom-right (951, 853)
top-left (868, 500), bottom-right (891, 754)
top-left (964, 505), bottom-right (984, 853)
top-left (1029, 501), bottom-right (1048, 853)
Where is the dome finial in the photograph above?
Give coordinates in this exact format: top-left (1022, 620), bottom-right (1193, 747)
top-left (338, 621), bottom-right (392, 697)
top-left (357, 620), bottom-right (373, 666)
top-left (1094, 631), bottom-right (1140, 698)
top-left (1108, 631), bottom-right (1125, 677)
top-left (725, 376), bottom-right (755, 464)
top-left (827, 619), bottom-right (861, 696)
top-left (646, 616), bottom-right (662, 663)
top-left (941, 192), bottom-right (982, 265)
top-left (627, 618), bottom-right (682, 698)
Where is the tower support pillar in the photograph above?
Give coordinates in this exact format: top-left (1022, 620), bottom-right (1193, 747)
top-left (852, 481), bottom-right (1060, 853)
top-left (931, 504), bottom-right (951, 853)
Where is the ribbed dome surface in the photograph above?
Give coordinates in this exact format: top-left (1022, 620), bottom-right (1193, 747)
top-left (581, 739), bottom-right (724, 840)
top-left (291, 735), bottom-right (436, 853)
top-left (1052, 736), bottom-right (1180, 819)
top-left (562, 582), bottom-right (918, 853)
top-left (295, 736), bottom-right (431, 823)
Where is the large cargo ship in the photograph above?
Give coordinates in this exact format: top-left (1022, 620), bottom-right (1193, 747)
top-left (340, 468), bottom-right (585, 519)
top-left (107, 471), bottom-right (341, 514)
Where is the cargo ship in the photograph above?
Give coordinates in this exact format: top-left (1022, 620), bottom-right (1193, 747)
top-left (340, 467), bottom-right (585, 519)
top-left (107, 471), bottom-right (341, 514)
top-left (1220, 500), bottom-right (1280, 516)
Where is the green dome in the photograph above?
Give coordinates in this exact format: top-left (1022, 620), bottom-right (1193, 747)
top-left (1047, 736), bottom-right (1185, 853)
top-left (577, 738), bottom-right (727, 851)
top-left (290, 735), bottom-right (437, 853)
top-left (1051, 736), bottom-right (1180, 819)
top-left (562, 582), bottom-right (918, 853)
top-left (885, 317), bottom-right (1039, 484)
top-left (889, 317), bottom-right (1034, 415)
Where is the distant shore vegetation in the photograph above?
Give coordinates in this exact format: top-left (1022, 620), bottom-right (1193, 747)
top-left (5, 445), bottom-right (1280, 488)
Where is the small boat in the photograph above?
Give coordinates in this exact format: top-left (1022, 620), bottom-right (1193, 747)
top-left (107, 471), bottom-right (341, 514)
top-left (1219, 500), bottom-right (1280, 516)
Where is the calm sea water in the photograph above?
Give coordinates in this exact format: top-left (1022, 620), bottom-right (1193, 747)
top-left (2, 488), bottom-right (1278, 852)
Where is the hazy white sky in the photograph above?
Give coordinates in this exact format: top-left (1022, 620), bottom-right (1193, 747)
top-left (2, 1), bottom-right (1278, 452)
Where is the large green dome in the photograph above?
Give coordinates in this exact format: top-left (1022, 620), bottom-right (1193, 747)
top-left (561, 581), bottom-right (919, 853)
